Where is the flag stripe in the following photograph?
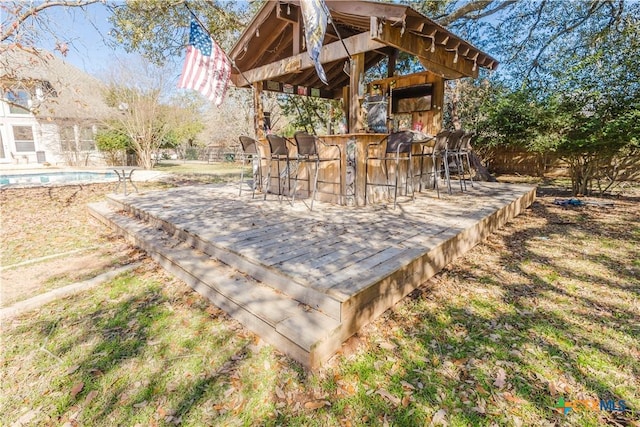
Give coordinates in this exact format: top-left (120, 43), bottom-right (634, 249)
top-left (178, 21), bottom-right (231, 106)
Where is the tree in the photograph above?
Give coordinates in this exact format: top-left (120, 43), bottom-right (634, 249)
top-left (107, 0), bottom-right (250, 65)
top-left (103, 60), bottom-right (178, 169)
top-left (1, 1), bottom-right (103, 111)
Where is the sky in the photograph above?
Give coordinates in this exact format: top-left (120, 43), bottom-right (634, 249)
top-left (36, 2), bottom-right (138, 78)
top-left (34, 1), bottom-right (246, 81)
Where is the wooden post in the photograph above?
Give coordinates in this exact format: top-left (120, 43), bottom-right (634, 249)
top-left (348, 53), bottom-right (365, 133)
top-left (253, 82), bottom-right (265, 140)
top-left (292, 7), bottom-right (301, 55)
top-left (429, 76), bottom-right (444, 135)
top-left (342, 86), bottom-right (349, 131)
top-left (387, 48), bottom-right (397, 78)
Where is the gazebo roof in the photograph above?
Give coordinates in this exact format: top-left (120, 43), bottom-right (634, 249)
top-left (229, 0), bottom-right (498, 94)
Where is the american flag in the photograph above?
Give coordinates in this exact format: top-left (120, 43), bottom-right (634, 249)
top-left (178, 21), bottom-right (231, 106)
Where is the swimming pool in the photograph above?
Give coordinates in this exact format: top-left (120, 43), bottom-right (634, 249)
top-left (0, 171), bottom-right (118, 187)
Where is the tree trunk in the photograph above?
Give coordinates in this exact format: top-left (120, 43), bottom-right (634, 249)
top-left (470, 152), bottom-right (497, 182)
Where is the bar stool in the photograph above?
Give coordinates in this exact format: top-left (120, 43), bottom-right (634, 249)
top-left (238, 136), bottom-right (265, 198)
top-left (427, 130), bottom-right (452, 197)
top-left (445, 130), bottom-right (466, 192)
top-left (292, 131), bottom-right (343, 210)
top-left (264, 134), bottom-right (292, 201)
top-left (364, 131), bottom-right (415, 209)
top-left (457, 132), bottom-right (475, 189)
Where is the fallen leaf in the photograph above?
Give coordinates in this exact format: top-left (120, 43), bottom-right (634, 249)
top-left (88, 368), bottom-right (103, 377)
top-left (71, 382), bottom-right (84, 399)
top-left (66, 365), bottom-right (80, 375)
top-left (378, 341), bottom-right (396, 350)
top-left (84, 390), bottom-right (98, 405)
top-left (275, 386), bottom-right (285, 400)
top-left (430, 408), bottom-right (448, 426)
top-left (402, 395), bottom-right (411, 407)
top-left (502, 392), bottom-right (527, 404)
top-left (13, 408), bottom-right (40, 425)
top-left (472, 402), bottom-right (486, 414)
top-left (133, 400), bottom-right (148, 408)
top-left (494, 368), bottom-right (506, 389)
top-left (376, 389), bottom-right (401, 406)
top-left (476, 385), bottom-right (489, 395)
top-left (304, 400), bottom-right (329, 410)
top-left (400, 380), bottom-right (415, 390)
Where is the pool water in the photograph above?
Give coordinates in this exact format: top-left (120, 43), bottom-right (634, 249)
top-left (0, 171), bottom-right (118, 187)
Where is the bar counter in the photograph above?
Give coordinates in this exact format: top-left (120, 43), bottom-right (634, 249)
top-left (260, 132), bottom-right (435, 207)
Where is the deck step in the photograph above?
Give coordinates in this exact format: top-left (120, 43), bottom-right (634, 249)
top-left (88, 201), bottom-right (343, 369)
top-left (103, 195), bottom-right (342, 320)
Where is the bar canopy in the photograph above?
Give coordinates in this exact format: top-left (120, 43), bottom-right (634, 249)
top-left (229, 0), bottom-right (498, 95)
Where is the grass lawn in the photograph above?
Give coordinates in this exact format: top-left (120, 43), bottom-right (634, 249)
top-left (153, 161), bottom-right (250, 179)
top-left (1, 179), bottom-right (638, 426)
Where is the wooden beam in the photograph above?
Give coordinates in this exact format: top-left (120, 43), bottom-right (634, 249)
top-left (229, 1), bottom-right (277, 60)
top-left (326, 1), bottom-right (407, 20)
top-left (387, 48), bottom-right (397, 78)
top-left (243, 20), bottom-right (290, 71)
top-left (231, 32), bottom-right (386, 87)
top-left (253, 82), bottom-right (265, 140)
top-left (418, 58), bottom-right (464, 80)
top-left (348, 53), bottom-right (365, 133)
top-left (276, 2), bottom-right (299, 24)
top-left (371, 17), bottom-right (478, 79)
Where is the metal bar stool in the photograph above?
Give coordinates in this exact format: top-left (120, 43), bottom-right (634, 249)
top-left (264, 134), bottom-right (293, 202)
top-left (457, 132), bottom-right (475, 189)
top-left (238, 136), bottom-right (265, 198)
top-left (445, 129), bottom-right (466, 192)
top-left (427, 130), bottom-right (453, 198)
top-left (292, 131), bottom-right (343, 210)
top-left (364, 131), bottom-right (415, 209)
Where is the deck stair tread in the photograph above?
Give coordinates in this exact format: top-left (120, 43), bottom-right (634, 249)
top-left (102, 196), bottom-right (343, 317)
top-left (88, 201), bottom-right (341, 357)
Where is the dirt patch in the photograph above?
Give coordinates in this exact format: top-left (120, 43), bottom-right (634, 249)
top-left (0, 183), bottom-right (151, 307)
top-left (0, 243), bottom-right (140, 307)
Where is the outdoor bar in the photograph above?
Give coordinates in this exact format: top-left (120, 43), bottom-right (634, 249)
top-left (229, 0), bottom-right (498, 206)
top-left (88, 1), bottom-right (541, 370)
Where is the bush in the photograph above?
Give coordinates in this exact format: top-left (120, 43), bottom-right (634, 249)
top-left (95, 130), bottom-right (131, 166)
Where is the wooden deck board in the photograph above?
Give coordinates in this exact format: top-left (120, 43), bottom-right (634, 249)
top-left (109, 181), bottom-right (535, 315)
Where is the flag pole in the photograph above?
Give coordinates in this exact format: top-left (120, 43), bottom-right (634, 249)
top-left (183, 2), bottom-right (251, 87)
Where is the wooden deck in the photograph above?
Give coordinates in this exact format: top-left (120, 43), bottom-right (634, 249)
top-left (89, 181), bottom-right (535, 369)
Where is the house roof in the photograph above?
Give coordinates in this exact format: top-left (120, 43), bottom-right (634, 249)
top-left (0, 46), bottom-right (114, 121)
top-left (229, 0), bottom-right (498, 94)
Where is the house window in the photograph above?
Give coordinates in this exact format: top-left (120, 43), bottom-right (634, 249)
top-left (78, 126), bottom-right (96, 151)
top-left (60, 127), bottom-right (76, 151)
top-left (59, 126), bottom-right (97, 151)
top-left (13, 126), bottom-right (35, 152)
top-left (6, 89), bottom-right (31, 114)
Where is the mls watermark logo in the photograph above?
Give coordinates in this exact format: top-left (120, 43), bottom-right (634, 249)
top-left (555, 397), bottom-right (627, 415)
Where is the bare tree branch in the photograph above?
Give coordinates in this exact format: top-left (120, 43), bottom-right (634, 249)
top-left (466, 0), bottom-right (517, 21)
top-left (1, 0), bottom-right (101, 43)
top-left (437, 0), bottom-right (493, 27)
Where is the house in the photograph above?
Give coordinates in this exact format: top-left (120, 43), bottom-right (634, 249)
top-left (0, 46), bottom-right (114, 166)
